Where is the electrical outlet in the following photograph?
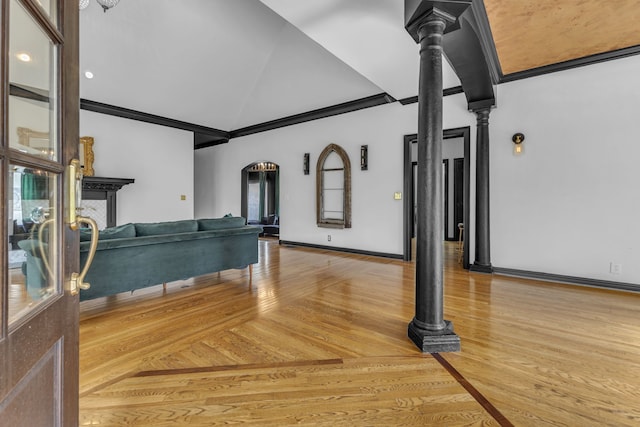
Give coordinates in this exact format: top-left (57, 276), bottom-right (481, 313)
top-left (610, 262), bottom-right (622, 275)
top-left (327, 235), bottom-right (331, 242)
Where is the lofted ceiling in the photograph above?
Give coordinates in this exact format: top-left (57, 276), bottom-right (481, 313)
top-left (79, 0), bottom-right (385, 131)
top-left (77, 0), bottom-right (640, 133)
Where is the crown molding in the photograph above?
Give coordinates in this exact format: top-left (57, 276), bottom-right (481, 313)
top-left (79, 99), bottom-right (230, 146)
top-left (78, 94), bottom-right (402, 150)
top-left (9, 83), bottom-right (50, 103)
top-left (398, 86), bottom-right (464, 105)
top-left (229, 93), bottom-right (396, 139)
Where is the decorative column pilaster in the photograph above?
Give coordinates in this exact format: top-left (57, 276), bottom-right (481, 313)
top-left (406, 8), bottom-right (460, 353)
top-left (471, 107), bottom-right (493, 273)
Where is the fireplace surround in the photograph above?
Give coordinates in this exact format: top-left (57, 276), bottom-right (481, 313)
top-left (82, 176), bottom-right (134, 229)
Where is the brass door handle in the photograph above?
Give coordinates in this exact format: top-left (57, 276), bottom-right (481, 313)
top-left (36, 218), bottom-right (55, 280)
top-left (70, 216), bottom-right (99, 295)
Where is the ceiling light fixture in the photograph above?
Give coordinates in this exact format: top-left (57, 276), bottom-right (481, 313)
top-left (79, 0), bottom-right (120, 12)
top-left (16, 52), bottom-right (32, 62)
top-left (96, 0), bottom-right (119, 12)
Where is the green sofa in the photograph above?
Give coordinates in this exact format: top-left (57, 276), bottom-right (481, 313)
top-left (20, 217), bottom-right (262, 301)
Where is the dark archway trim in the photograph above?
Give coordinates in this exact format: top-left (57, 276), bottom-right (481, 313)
top-left (240, 161), bottom-right (280, 222)
top-left (405, 2), bottom-right (496, 110)
top-left (442, 9), bottom-right (495, 109)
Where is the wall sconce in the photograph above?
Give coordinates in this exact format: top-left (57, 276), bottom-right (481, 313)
top-left (512, 133), bottom-right (525, 156)
top-left (303, 153), bottom-right (310, 175)
top-left (360, 145), bottom-right (368, 170)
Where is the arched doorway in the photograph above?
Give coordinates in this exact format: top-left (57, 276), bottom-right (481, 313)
top-left (241, 162), bottom-right (280, 236)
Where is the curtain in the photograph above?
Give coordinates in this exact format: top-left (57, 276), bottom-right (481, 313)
top-left (274, 167), bottom-right (280, 217)
top-left (21, 170), bottom-right (49, 200)
top-left (258, 171), bottom-right (266, 221)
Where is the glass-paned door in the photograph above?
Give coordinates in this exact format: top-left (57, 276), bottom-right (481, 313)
top-left (7, 0), bottom-right (60, 323)
top-left (1, 0), bottom-right (81, 425)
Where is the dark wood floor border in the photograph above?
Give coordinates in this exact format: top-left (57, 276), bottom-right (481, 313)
top-left (79, 371), bottom-right (135, 399)
top-left (432, 353), bottom-right (514, 427)
top-left (279, 240), bottom-right (404, 260)
top-left (80, 358), bottom-right (344, 398)
top-left (132, 358), bottom-right (345, 378)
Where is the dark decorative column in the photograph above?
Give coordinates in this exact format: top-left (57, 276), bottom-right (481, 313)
top-left (471, 107), bottom-right (493, 273)
top-left (405, 5), bottom-right (462, 353)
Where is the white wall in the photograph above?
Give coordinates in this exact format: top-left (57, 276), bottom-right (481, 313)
top-left (490, 54), bottom-right (640, 284)
top-left (195, 94), bottom-right (473, 256)
top-left (80, 110), bottom-right (194, 224)
top-left (70, 51), bottom-right (629, 286)
top-left (196, 53), bottom-right (640, 286)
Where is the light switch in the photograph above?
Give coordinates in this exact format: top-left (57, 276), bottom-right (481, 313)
top-left (394, 192), bottom-right (402, 200)
top-left (180, 195), bottom-right (186, 201)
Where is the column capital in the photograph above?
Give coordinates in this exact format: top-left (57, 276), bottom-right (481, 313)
top-left (469, 98), bottom-right (496, 113)
top-left (474, 107), bottom-right (491, 126)
top-left (405, 0), bottom-right (471, 42)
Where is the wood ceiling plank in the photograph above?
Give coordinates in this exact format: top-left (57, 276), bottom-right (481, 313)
top-left (484, 0), bottom-right (640, 74)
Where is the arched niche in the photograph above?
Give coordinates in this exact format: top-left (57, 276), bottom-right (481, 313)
top-left (316, 143), bottom-right (351, 228)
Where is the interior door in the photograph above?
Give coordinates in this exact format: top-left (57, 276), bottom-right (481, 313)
top-left (0, 0), bottom-right (80, 425)
top-left (442, 159), bottom-right (449, 240)
top-left (453, 158), bottom-right (464, 239)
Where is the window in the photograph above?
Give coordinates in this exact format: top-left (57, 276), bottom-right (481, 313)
top-left (316, 144), bottom-right (351, 228)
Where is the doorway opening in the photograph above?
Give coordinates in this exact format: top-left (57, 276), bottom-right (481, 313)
top-left (241, 162), bottom-right (280, 237)
top-left (403, 127), bottom-right (471, 266)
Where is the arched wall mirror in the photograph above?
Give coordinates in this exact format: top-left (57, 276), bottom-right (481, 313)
top-left (241, 162), bottom-right (280, 236)
top-left (316, 143), bottom-right (351, 229)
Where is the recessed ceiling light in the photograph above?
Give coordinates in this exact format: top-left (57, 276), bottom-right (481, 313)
top-left (17, 52), bottom-right (31, 62)
top-left (84, 71), bottom-right (94, 79)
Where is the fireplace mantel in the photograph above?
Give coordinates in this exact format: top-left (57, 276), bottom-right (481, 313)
top-left (83, 176), bottom-right (135, 192)
top-left (82, 177), bottom-right (134, 228)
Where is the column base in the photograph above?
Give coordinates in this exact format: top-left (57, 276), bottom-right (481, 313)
top-left (470, 263), bottom-right (493, 274)
top-left (408, 319), bottom-right (460, 353)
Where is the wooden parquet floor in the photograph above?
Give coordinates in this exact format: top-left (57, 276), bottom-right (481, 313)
top-left (79, 239), bottom-right (640, 426)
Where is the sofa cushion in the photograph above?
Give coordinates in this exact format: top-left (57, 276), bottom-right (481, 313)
top-left (135, 220), bottom-right (198, 236)
top-left (198, 216), bottom-right (246, 231)
top-left (80, 223), bottom-right (135, 242)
